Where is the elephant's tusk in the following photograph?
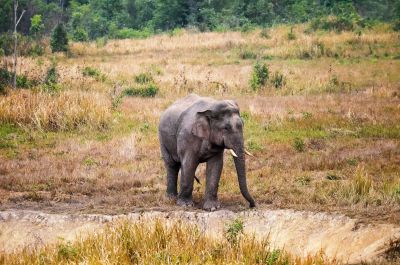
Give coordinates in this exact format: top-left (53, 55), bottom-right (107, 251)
top-left (194, 175), bottom-right (201, 185)
top-left (228, 149), bottom-right (238, 157)
top-left (244, 149), bottom-right (254, 157)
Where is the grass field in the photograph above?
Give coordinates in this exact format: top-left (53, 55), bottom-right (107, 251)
top-left (0, 24), bottom-right (399, 225)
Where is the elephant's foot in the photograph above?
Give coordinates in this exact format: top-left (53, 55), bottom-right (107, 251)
top-left (177, 197), bottom-right (194, 207)
top-left (166, 192), bottom-right (177, 200)
top-left (203, 200), bottom-right (221, 211)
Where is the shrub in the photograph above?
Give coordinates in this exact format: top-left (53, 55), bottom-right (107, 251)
top-left (0, 68), bottom-right (38, 90)
top-left (250, 62), bottom-right (269, 91)
top-left (0, 33), bottom-right (14, 56)
top-left (42, 64), bottom-right (61, 93)
top-left (351, 166), bottom-right (372, 197)
top-left (29, 14), bottom-right (44, 38)
top-left (393, 19), bottom-right (400, 31)
top-left (287, 27), bottom-right (296, 40)
top-left (0, 68), bottom-right (11, 93)
top-left (95, 37), bottom-right (108, 48)
top-left (325, 75), bottom-right (352, 93)
top-left (115, 28), bottom-right (152, 39)
top-left (16, 75), bottom-right (35, 88)
top-left (45, 65), bottom-right (58, 85)
top-left (271, 71), bottom-right (285, 89)
top-left (123, 83), bottom-right (159, 98)
top-left (169, 28), bottom-right (185, 37)
top-left (239, 49), bottom-right (257, 60)
top-left (0, 83), bottom-right (5, 95)
top-left (51, 24), bottom-right (69, 53)
top-left (135, 72), bottom-right (154, 84)
top-left (225, 218), bottom-right (244, 245)
top-left (260, 28), bottom-right (270, 38)
top-left (28, 43), bottom-right (44, 56)
top-left (73, 27), bottom-right (89, 42)
top-left (309, 2), bottom-right (365, 33)
top-left (82, 66), bottom-right (106, 82)
top-left (293, 137), bottom-right (305, 152)
top-left (0, 33), bottom-right (39, 56)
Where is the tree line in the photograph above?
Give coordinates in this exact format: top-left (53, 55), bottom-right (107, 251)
top-left (0, 0), bottom-right (399, 42)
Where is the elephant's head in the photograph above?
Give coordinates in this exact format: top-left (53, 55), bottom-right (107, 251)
top-left (192, 100), bottom-right (256, 208)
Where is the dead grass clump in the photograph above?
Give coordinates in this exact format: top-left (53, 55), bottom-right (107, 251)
top-left (0, 220), bottom-right (337, 265)
top-left (0, 90), bottom-right (112, 131)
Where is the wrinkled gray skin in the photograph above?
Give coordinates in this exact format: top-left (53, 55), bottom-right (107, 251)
top-left (158, 94), bottom-right (255, 211)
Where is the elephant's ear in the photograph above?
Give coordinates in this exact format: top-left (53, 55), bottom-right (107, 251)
top-left (192, 111), bottom-right (211, 139)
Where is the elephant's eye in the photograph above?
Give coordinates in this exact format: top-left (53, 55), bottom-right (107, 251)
top-left (224, 124), bottom-right (232, 131)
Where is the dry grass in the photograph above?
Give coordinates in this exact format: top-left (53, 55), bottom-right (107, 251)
top-left (0, 23), bottom-right (399, 222)
top-left (0, 90), bottom-right (112, 131)
top-left (0, 220), bottom-right (337, 265)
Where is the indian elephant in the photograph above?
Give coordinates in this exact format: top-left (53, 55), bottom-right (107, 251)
top-left (158, 94), bottom-right (255, 211)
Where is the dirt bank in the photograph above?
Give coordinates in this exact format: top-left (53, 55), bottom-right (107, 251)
top-left (0, 209), bottom-right (399, 264)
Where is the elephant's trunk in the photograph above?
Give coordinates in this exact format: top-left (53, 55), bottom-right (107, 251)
top-left (232, 145), bottom-right (256, 208)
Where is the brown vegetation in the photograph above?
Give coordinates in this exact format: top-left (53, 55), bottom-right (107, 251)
top-left (0, 24), bottom-right (399, 223)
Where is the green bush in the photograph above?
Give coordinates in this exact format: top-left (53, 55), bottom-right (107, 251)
top-left (225, 218), bottom-right (244, 245)
top-left (51, 24), bottom-right (69, 53)
top-left (115, 28), bottom-right (152, 39)
top-left (123, 83), bottom-right (159, 98)
top-left (293, 137), bottom-right (305, 152)
top-left (28, 43), bottom-right (44, 57)
top-left (308, 3), bottom-right (369, 33)
top-left (325, 75), bottom-right (352, 93)
top-left (239, 49), bottom-right (257, 60)
top-left (95, 37), bottom-right (108, 48)
top-left (0, 68), bottom-right (11, 92)
top-left (287, 27), bottom-right (296, 40)
top-left (250, 62), bottom-right (269, 91)
top-left (73, 27), bottom-right (89, 42)
top-left (0, 68), bottom-right (38, 89)
top-left (42, 64), bottom-right (61, 93)
top-left (260, 28), bottom-right (270, 39)
top-left (0, 33), bottom-right (15, 56)
top-left (135, 72), bottom-right (154, 84)
top-left (30, 14), bottom-right (44, 38)
top-left (82, 66), bottom-right (106, 82)
top-left (16, 75), bottom-right (36, 88)
top-left (393, 19), bottom-right (400, 31)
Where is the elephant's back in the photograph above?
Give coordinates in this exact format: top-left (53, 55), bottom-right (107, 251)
top-left (159, 94), bottom-right (201, 135)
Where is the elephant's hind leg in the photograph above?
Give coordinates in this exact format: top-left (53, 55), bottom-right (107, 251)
top-left (160, 143), bottom-right (180, 198)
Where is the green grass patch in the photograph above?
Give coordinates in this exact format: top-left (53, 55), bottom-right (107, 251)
top-left (0, 123), bottom-right (27, 149)
top-left (123, 83), bottom-right (159, 98)
top-left (82, 66), bottom-right (106, 82)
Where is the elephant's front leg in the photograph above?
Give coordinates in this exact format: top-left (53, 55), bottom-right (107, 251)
top-left (203, 152), bottom-right (223, 211)
top-left (177, 155), bottom-right (198, 207)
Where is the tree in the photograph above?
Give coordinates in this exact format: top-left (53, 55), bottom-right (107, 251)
top-left (13, 0), bottom-right (25, 89)
top-left (50, 23), bottom-right (68, 52)
top-left (30, 14), bottom-right (44, 37)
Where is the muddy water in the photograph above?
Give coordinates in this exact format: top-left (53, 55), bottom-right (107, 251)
top-left (0, 209), bottom-right (399, 264)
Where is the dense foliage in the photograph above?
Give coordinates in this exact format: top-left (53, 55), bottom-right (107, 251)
top-left (0, 0), bottom-right (399, 41)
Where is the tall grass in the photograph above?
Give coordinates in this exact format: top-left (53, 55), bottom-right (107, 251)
top-left (0, 220), bottom-right (336, 265)
top-left (0, 90), bottom-right (112, 131)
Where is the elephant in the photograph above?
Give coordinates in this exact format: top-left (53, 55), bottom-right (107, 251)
top-left (158, 94), bottom-right (255, 211)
